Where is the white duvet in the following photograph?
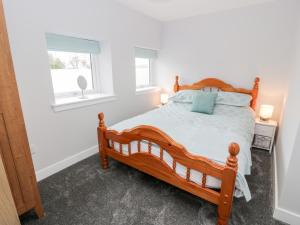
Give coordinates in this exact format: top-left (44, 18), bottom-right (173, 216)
top-left (109, 102), bottom-right (255, 201)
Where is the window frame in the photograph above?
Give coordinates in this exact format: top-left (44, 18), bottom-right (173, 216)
top-left (48, 51), bottom-right (101, 99)
top-left (135, 57), bottom-right (154, 89)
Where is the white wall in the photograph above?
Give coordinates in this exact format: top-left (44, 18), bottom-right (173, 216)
top-left (156, 0), bottom-right (299, 120)
top-left (3, 0), bottom-right (161, 176)
top-left (279, 126), bottom-right (300, 217)
top-left (276, 35), bottom-right (300, 195)
top-left (274, 7), bottom-right (300, 223)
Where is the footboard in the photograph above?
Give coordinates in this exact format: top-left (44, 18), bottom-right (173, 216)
top-left (97, 112), bottom-right (239, 225)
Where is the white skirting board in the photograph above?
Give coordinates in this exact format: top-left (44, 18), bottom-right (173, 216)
top-left (273, 146), bottom-right (300, 225)
top-left (35, 145), bottom-right (98, 181)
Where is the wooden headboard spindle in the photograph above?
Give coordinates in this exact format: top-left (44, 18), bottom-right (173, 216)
top-left (173, 75), bottom-right (260, 110)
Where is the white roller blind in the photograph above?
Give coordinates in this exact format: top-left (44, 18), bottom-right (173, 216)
top-left (135, 47), bottom-right (157, 59)
top-left (46, 33), bottom-right (101, 54)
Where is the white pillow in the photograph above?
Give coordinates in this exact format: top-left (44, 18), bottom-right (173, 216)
top-left (216, 92), bottom-right (252, 107)
top-left (170, 90), bottom-right (252, 107)
top-left (169, 90), bottom-right (198, 103)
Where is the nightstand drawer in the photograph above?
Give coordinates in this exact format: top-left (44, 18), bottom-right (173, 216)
top-left (253, 135), bottom-right (272, 149)
top-left (255, 124), bottom-right (274, 137)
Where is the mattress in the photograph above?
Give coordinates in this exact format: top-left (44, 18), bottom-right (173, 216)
top-left (109, 102), bottom-right (255, 201)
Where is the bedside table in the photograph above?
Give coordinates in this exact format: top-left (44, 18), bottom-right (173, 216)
top-left (252, 118), bottom-right (277, 153)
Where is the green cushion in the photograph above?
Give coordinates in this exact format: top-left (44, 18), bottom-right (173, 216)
top-left (191, 92), bottom-right (217, 114)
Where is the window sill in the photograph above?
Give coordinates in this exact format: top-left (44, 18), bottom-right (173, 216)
top-left (52, 94), bottom-right (117, 112)
top-left (135, 86), bottom-right (160, 95)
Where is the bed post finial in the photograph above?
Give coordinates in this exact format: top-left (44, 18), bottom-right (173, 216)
top-left (174, 75), bottom-right (180, 92)
top-left (251, 76), bottom-right (260, 110)
top-left (227, 143), bottom-right (239, 169)
top-left (98, 112), bottom-right (106, 129)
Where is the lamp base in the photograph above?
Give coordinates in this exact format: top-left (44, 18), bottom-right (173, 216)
top-left (260, 116), bottom-right (270, 122)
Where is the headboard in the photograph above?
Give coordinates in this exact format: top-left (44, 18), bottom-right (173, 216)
top-left (173, 76), bottom-right (260, 110)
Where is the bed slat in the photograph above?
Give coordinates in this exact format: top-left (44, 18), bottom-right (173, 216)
top-left (148, 142), bottom-right (152, 154)
top-left (186, 168), bottom-right (190, 181)
top-left (160, 147), bottom-right (163, 160)
top-left (172, 160), bottom-right (176, 172)
top-left (202, 173), bottom-right (207, 188)
top-left (119, 143), bottom-right (123, 154)
top-left (138, 141), bottom-right (141, 153)
top-left (128, 143), bottom-right (131, 155)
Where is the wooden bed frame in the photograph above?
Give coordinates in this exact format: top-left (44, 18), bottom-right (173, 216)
top-left (97, 76), bottom-right (260, 225)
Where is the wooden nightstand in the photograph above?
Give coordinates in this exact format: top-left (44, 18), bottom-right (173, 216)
top-left (252, 118), bottom-right (277, 153)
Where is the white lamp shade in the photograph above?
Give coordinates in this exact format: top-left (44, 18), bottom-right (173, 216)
top-left (160, 93), bottom-right (169, 105)
top-left (259, 105), bottom-right (274, 120)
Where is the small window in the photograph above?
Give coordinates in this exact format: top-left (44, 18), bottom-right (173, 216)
top-left (46, 33), bottom-right (101, 98)
top-left (48, 51), bottom-right (97, 96)
top-left (135, 47), bottom-right (157, 89)
top-left (135, 57), bottom-right (151, 88)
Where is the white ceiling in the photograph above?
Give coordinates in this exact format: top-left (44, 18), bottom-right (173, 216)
top-left (115, 0), bottom-right (275, 21)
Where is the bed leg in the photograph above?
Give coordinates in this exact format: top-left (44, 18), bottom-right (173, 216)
top-left (98, 112), bottom-right (109, 169)
top-left (217, 143), bottom-right (240, 225)
top-left (100, 151), bottom-right (109, 169)
top-left (217, 216), bottom-right (229, 225)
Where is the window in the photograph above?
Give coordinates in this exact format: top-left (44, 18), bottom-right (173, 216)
top-left (135, 47), bottom-right (157, 89)
top-left (48, 51), bottom-right (98, 96)
top-left (46, 33), bottom-right (101, 98)
top-left (135, 57), bottom-right (150, 88)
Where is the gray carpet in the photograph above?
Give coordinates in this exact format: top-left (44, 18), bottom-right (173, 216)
top-left (21, 149), bottom-right (286, 225)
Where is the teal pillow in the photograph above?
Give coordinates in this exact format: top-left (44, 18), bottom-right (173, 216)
top-left (191, 92), bottom-right (217, 114)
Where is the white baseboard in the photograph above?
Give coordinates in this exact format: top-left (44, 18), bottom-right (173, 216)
top-left (35, 145), bottom-right (98, 181)
top-left (274, 207), bottom-right (300, 225)
top-left (273, 146), bottom-right (300, 225)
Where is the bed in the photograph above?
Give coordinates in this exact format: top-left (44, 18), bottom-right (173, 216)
top-left (97, 76), bottom-right (259, 225)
